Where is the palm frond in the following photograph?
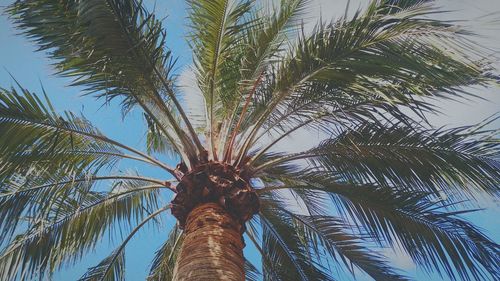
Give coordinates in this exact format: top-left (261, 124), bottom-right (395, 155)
top-left (260, 194), bottom-right (408, 281)
top-left (241, 0), bottom-right (308, 79)
top-left (79, 205), bottom-right (169, 281)
top-left (147, 225), bottom-right (184, 281)
top-left (295, 121), bottom-right (500, 199)
top-left (7, 0), bottom-right (203, 159)
top-left (188, 0), bottom-right (253, 157)
top-left (259, 205), bottom-right (336, 281)
top-left (0, 85), bottom-right (172, 244)
top-left (292, 215), bottom-right (408, 281)
top-left (0, 86), bottom-right (175, 176)
top-left (0, 86), bottom-right (117, 180)
top-left (260, 173), bottom-right (500, 281)
top-left (236, 0), bottom-right (498, 162)
top-left (79, 250), bottom-right (126, 281)
top-left (0, 179), bottom-right (165, 280)
top-left (244, 258), bottom-right (262, 281)
top-left (0, 170), bottom-right (167, 240)
top-left (231, 0), bottom-right (309, 103)
top-left (245, 219), bottom-right (282, 281)
top-left (220, 0), bottom-right (309, 161)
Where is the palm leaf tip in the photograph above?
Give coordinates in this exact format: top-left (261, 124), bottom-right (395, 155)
top-left (79, 251), bottom-right (126, 281)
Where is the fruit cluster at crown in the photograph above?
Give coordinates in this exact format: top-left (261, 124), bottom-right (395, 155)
top-left (171, 161), bottom-right (260, 229)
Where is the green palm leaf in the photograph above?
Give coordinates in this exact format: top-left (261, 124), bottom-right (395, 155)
top-left (259, 204), bottom-right (338, 281)
top-left (302, 122), bottom-right (499, 199)
top-left (260, 173), bottom-right (500, 281)
top-left (0, 86), bottom-right (172, 244)
top-left (235, 0), bottom-right (498, 162)
top-left (147, 225), bottom-right (184, 281)
top-left (0, 85), bottom-right (174, 175)
top-left (7, 0), bottom-right (203, 160)
top-left (188, 0), bottom-right (254, 158)
top-left (79, 205), bottom-right (170, 281)
top-left (80, 250), bottom-right (126, 281)
top-left (0, 179), bottom-right (166, 280)
top-left (218, 0), bottom-right (309, 159)
top-left (188, 0), bottom-right (253, 111)
top-left (260, 194), bottom-right (408, 281)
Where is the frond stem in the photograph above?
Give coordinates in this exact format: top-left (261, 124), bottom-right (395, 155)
top-left (224, 72), bottom-right (264, 163)
top-left (2, 175), bottom-right (175, 197)
top-left (2, 116), bottom-right (177, 177)
top-left (208, 0), bottom-right (230, 161)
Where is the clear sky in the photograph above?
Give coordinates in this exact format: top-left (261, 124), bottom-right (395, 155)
top-left (0, 0), bottom-right (499, 280)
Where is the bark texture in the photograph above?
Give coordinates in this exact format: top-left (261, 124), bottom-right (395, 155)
top-left (172, 203), bottom-right (245, 281)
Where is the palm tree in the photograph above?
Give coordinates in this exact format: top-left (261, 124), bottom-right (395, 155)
top-left (1, 0), bottom-right (499, 280)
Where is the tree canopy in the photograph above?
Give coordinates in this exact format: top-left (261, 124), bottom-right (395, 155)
top-left (1, 0), bottom-right (499, 280)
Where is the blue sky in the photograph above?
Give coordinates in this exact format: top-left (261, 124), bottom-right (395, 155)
top-left (0, 0), bottom-right (499, 280)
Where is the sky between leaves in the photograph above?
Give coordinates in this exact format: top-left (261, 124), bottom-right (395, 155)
top-left (0, 0), bottom-right (499, 280)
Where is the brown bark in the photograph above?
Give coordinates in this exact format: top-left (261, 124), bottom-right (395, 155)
top-left (172, 202), bottom-right (245, 281)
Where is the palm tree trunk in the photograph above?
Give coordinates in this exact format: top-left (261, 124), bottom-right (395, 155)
top-left (172, 202), bottom-right (245, 281)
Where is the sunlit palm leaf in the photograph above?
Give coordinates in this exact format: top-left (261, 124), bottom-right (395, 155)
top-left (239, 0), bottom-right (308, 84)
top-left (188, 0), bottom-right (253, 112)
top-left (0, 86), bottom-right (141, 241)
top-left (188, 0), bottom-right (254, 158)
top-left (0, 86), bottom-right (123, 182)
top-left (0, 85), bottom-right (175, 171)
top-left (219, 0), bottom-right (310, 160)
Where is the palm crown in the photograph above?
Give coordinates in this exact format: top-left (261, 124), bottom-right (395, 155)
top-left (1, 0), bottom-right (499, 280)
